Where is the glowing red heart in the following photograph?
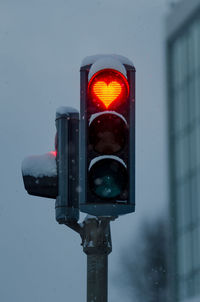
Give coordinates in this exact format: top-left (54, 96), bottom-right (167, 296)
top-left (93, 81), bottom-right (122, 108)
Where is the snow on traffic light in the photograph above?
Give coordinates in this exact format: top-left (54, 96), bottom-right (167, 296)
top-left (22, 151), bottom-right (58, 199)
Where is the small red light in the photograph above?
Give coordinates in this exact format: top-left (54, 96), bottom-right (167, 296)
top-left (88, 69), bottom-right (129, 109)
top-left (50, 151), bottom-right (57, 157)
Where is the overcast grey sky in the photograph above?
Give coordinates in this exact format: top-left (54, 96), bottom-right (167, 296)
top-left (0, 1), bottom-right (170, 301)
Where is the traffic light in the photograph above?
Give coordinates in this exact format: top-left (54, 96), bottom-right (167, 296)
top-left (21, 107), bottom-right (79, 223)
top-left (80, 55), bottom-right (135, 216)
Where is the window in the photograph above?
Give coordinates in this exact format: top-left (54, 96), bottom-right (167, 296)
top-left (176, 182), bottom-right (191, 232)
top-left (195, 121), bottom-right (200, 167)
top-left (174, 133), bottom-right (190, 180)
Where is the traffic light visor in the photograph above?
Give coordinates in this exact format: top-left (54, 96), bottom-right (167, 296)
top-left (88, 69), bottom-right (129, 109)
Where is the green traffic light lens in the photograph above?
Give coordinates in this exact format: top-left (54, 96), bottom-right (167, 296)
top-left (89, 158), bottom-right (127, 199)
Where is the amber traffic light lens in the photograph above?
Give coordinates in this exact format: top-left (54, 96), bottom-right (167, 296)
top-left (89, 113), bottom-right (127, 154)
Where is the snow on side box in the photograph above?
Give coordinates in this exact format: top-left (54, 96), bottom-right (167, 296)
top-left (56, 106), bottom-right (78, 116)
top-left (22, 152), bottom-right (57, 178)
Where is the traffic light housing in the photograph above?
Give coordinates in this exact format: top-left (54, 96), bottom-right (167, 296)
top-left (21, 107), bottom-right (79, 223)
top-left (80, 55), bottom-right (135, 216)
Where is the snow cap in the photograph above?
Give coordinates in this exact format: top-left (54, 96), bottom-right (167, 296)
top-left (88, 56), bottom-right (127, 80)
top-left (89, 111), bottom-right (127, 126)
top-left (89, 155), bottom-right (127, 170)
top-left (22, 152), bottom-right (57, 178)
top-left (56, 106), bottom-right (78, 118)
top-left (82, 54), bottom-right (134, 68)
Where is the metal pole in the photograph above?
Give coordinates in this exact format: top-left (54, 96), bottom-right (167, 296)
top-left (81, 217), bottom-right (112, 302)
top-left (87, 254), bottom-right (108, 302)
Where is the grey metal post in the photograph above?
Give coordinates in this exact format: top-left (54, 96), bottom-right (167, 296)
top-left (87, 254), bottom-right (108, 302)
top-left (81, 217), bottom-right (112, 302)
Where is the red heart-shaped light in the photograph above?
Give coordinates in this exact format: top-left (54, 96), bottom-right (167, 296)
top-left (93, 81), bottom-right (122, 108)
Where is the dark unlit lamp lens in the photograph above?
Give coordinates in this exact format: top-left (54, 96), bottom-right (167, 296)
top-left (89, 158), bottom-right (127, 199)
top-left (89, 113), bottom-right (127, 154)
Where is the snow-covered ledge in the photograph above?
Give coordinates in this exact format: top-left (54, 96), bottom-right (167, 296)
top-left (22, 152), bottom-right (57, 177)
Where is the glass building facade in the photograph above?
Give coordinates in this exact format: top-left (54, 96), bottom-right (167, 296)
top-left (167, 1), bottom-right (200, 301)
